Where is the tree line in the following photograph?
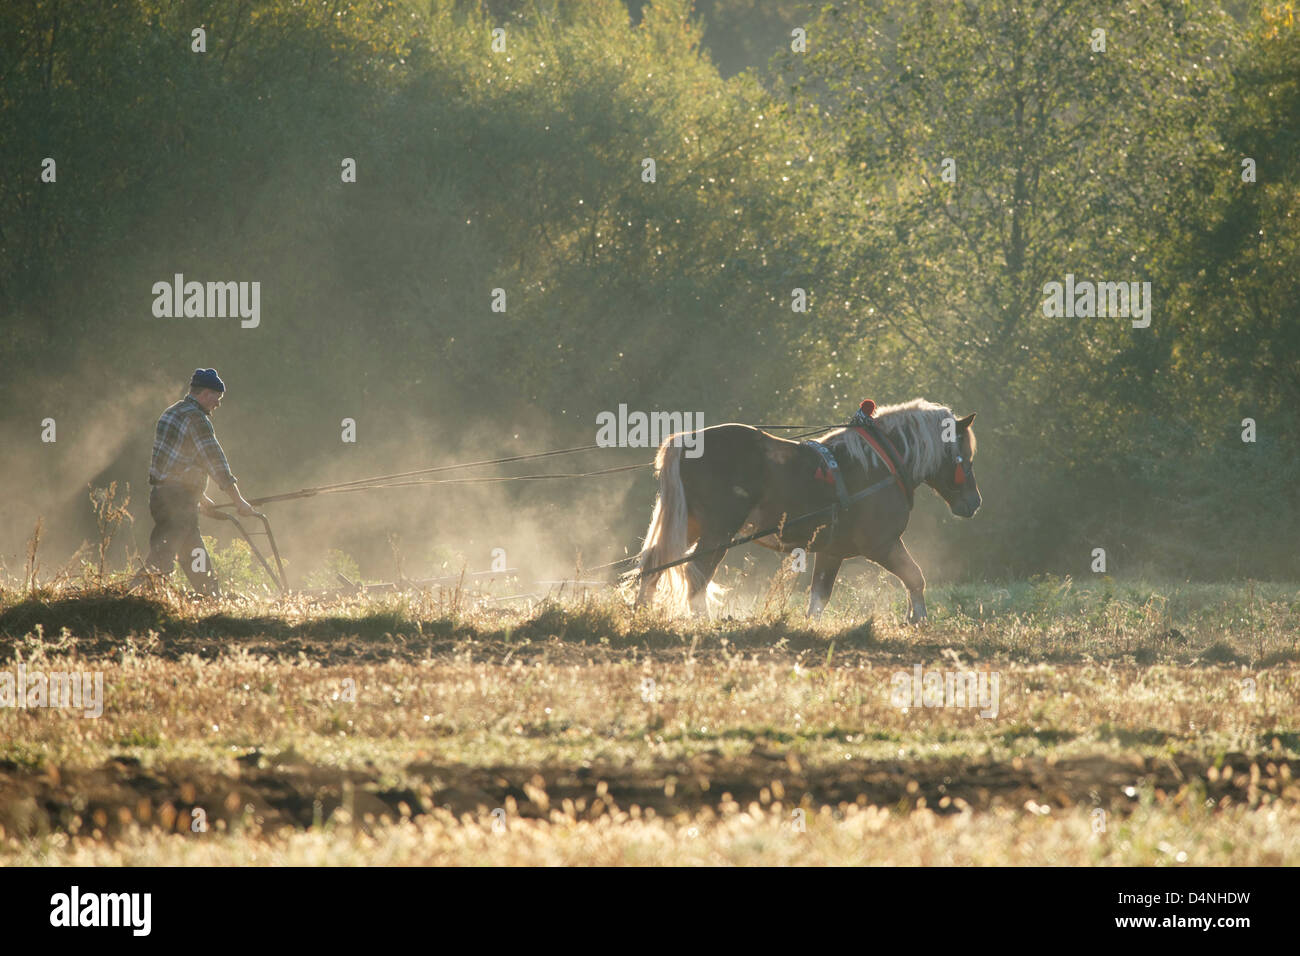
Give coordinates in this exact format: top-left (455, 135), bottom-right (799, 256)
top-left (1, 0), bottom-right (1295, 579)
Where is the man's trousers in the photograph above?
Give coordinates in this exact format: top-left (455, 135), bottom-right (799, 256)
top-left (144, 483), bottom-right (219, 595)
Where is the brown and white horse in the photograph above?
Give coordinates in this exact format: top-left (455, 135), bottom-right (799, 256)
top-left (628, 399), bottom-right (980, 621)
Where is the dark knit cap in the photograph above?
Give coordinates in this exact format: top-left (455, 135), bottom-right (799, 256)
top-left (191, 368), bottom-right (225, 392)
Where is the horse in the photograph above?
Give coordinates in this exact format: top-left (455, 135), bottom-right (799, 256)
top-left (627, 399), bottom-right (980, 622)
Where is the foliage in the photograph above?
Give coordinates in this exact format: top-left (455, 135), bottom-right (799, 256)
top-left (0, 0), bottom-right (1295, 578)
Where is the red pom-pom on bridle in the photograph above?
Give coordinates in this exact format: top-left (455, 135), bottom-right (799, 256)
top-left (851, 399), bottom-right (877, 428)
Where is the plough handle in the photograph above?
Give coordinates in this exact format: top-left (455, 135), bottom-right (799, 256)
top-left (204, 509), bottom-right (288, 593)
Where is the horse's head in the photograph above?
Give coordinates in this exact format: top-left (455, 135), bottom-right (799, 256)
top-left (926, 412), bottom-right (981, 518)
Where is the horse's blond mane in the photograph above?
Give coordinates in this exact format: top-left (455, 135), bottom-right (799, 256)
top-left (818, 399), bottom-right (973, 480)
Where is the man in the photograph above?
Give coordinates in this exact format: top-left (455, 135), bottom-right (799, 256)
top-left (140, 368), bottom-right (257, 595)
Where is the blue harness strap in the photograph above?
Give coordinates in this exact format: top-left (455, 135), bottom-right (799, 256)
top-left (803, 439), bottom-right (851, 510)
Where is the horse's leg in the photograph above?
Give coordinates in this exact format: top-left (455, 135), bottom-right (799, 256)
top-left (808, 552), bottom-right (844, 618)
top-left (881, 539), bottom-right (927, 624)
top-left (684, 506), bottom-right (752, 617)
top-left (686, 548), bottom-right (724, 618)
top-left (633, 423), bottom-right (768, 615)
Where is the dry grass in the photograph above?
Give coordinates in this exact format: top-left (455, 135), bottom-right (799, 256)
top-left (9, 802), bottom-right (1300, 866)
top-left (1, 576), bottom-right (1298, 865)
top-left (0, 652), bottom-right (1295, 773)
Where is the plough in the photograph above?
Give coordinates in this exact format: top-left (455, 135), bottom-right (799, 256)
top-left (205, 508), bottom-right (288, 593)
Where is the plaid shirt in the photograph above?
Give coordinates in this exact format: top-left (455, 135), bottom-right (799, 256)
top-left (149, 395), bottom-right (236, 492)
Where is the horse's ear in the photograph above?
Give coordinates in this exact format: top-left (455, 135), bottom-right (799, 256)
top-left (956, 413), bottom-right (976, 430)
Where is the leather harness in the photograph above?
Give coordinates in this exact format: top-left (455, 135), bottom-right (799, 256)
top-left (801, 411), bottom-right (914, 537)
top-left (849, 424), bottom-right (913, 507)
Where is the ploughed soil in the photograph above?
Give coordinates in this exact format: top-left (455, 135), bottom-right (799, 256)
top-left (2, 751), bottom-right (1295, 840)
top-left (4, 593), bottom-right (1293, 842)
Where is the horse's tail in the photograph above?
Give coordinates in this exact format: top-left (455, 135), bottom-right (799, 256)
top-left (623, 438), bottom-right (694, 613)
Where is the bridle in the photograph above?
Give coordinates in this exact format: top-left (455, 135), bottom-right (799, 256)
top-left (952, 447), bottom-right (971, 486)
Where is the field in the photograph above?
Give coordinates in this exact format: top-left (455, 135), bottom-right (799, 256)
top-left (1, 572), bottom-right (1297, 865)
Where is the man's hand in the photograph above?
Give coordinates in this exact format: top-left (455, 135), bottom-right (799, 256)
top-left (200, 497), bottom-right (222, 518)
top-left (224, 482), bottom-right (259, 517)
